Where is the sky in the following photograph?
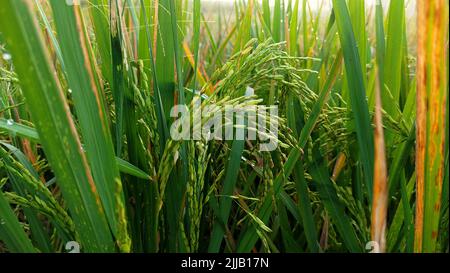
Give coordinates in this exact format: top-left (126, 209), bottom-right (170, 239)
top-left (200, 0), bottom-right (416, 16)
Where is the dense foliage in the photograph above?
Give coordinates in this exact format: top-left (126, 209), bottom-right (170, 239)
top-left (0, 0), bottom-right (448, 253)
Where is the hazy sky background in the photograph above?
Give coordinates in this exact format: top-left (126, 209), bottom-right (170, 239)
top-left (201, 0), bottom-right (416, 16)
top-left (198, 0), bottom-right (417, 52)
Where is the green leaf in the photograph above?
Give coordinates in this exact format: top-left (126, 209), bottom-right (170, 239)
top-left (209, 139), bottom-right (246, 252)
top-left (262, 0), bottom-right (271, 33)
top-left (116, 157), bottom-right (152, 180)
top-left (192, 0), bottom-right (201, 92)
top-left (0, 191), bottom-right (36, 253)
top-left (0, 0), bottom-right (115, 252)
top-left (49, 0), bottom-right (128, 246)
top-left (374, 0), bottom-right (385, 114)
top-left (89, 0), bottom-right (113, 84)
top-left (272, 0), bottom-right (281, 42)
top-left (333, 0), bottom-right (374, 202)
top-left (289, 0), bottom-right (300, 56)
top-left (309, 157), bottom-right (362, 252)
top-left (155, 0), bottom-right (175, 119)
top-left (348, 0), bottom-right (367, 87)
top-left (383, 0), bottom-right (405, 118)
top-left (0, 119), bottom-right (39, 142)
top-left (0, 118), bottom-right (152, 184)
top-left (293, 158), bottom-right (321, 252)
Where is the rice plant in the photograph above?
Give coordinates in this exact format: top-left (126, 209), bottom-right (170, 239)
top-left (0, 0), bottom-right (448, 253)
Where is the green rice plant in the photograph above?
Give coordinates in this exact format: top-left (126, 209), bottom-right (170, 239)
top-left (0, 0), bottom-right (117, 252)
top-left (0, 0), bottom-right (448, 254)
top-left (0, 187), bottom-right (36, 253)
top-left (333, 0), bottom-right (374, 203)
top-left (49, 0), bottom-right (129, 249)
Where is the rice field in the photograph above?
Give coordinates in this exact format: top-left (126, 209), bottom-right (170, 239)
top-left (0, 0), bottom-right (448, 253)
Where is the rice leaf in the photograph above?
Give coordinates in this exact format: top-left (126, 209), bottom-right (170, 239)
top-left (49, 0), bottom-right (129, 249)
top-left (333, 0), bottom-right (374, 203)
top-left (383, 0), bottom-right (405, 118)
top-left (370, 66), bottom-right (388, 253)
top-left (414, 0), bottom-right (448, 253)
top-left (209, 139), bottom-right (246, 252)
top-left (0, 190), bottom-right (35, 253)
top-left (0, 0), bottom-right (115, 252)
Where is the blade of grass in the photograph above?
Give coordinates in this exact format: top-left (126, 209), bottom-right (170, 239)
top-left (293, 157), bottom-right (321, 252)
top-left (140, 0), bottom-right (169, 152)
top-left (34, 0), bottom-right (65, 72)
top-left (165, 0), bottom-right (189, 252)
top-left (0, 0), bottom-right (115, 252)
top-left (388, 125), bottom-right (416, 200)
top-left (116, 157), bottom-right (152, 180)
top-left (49, 0), bottom-right (129, 251)
top-left (0, 118), bottom-right (150, 181)
top-left (110, 0), bottom-right (124, 154)
top-left (387, 173), bottom-right (415, 252)
top-left (333, 0), bottom-right (374, 203)
top-left (138, 0), bottom-right (152, 77)
top-left (89, 0), bottom-right (113, 83)
top-left (191, 0), bottom-right (201, 92)
top-left (383, 0), bottom-right (405, 118)
top-left (277, 198), bottom-right (302, 252)
top-left (0, 191), bottom-right (36, 253)
top-left (208, 139), bottom-right (246, 252)
top-left (279, 191), bottom-right (301, 223)
top-left (234, 0), bottom-right (254, 53)
top-left (155, 0), bottom-right (175, 119)
top-left (289, 0), bottom-right (299, 56)
top-left (272, 0), bottom-right (281, 43)
top-left (305, 15), bottom-right (336, 91)
top-left (348, 0), bottom-right (366, 87)
top-left (310, 152), bottom-right (362, 252)
top-left (374, 0), bottom-right (385, 111)
top-left (399, 172), bottom-right (415, 252)
top-left (370, 66), bottom-right (388, 253)
top-left (262, 0), bottom-right (271, 34)
top-left (414, 0), bottom-right (448, 253)
top-left (301, 0), bottom-right (308, 55)
top-left (0, 119), bottom-right (39, 141)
